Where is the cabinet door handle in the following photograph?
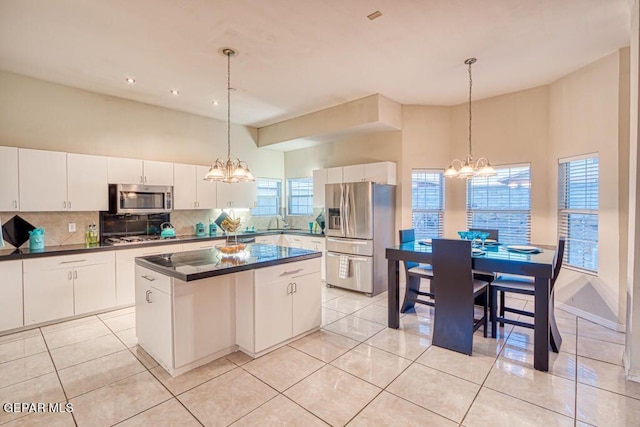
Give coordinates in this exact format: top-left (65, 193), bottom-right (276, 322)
top-left (293, 282), bottom-right (297, 293)
top-left (63, 201), bottom-right (67, 209)
top-left (140, 176), bottom-right (144, 184)
top-left (141, 275), bottom-right (156, 282)
top-left (73, 270), bottom-right (77, 280)
top-left (144, 176), bottom-right (147, 183)
top-left (146, 290), bottom-right (152, 303)
top-left (279, 268), bottom-right (303, 277)
top-left (60, 259), bottom-right (87, 264)
top-left (286, 283), bottom-right (292, 295)
top-left (67, 271), bottom-right (72, 280)
top-left (68, 201), bottom-right (71, 209)
top-left (13, 200), bottom-right (17, 208)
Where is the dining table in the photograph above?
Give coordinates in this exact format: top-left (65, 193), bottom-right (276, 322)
top-left (386, 240), bottom-right (560, 372)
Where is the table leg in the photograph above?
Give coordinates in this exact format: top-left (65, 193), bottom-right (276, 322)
top-left (534, 277), bottom-right (550, 371)
top-left (549, 286), bottom-right (562, 353)
top-left (388, 259), bottom-right (400, 329)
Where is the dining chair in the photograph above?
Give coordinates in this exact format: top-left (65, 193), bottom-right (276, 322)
top-left (431, 239), bottom-right (489, 356)
top-left (399, 229), bottom-right (435, 313)
top-left (489, 237), bottom-right (566, 347)
top-left (469, 228), bottom-right (499, 286)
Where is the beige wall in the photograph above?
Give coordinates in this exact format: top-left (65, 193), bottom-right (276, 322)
top-left (549, 50), bottom-right (626, 327)
top-left (0, 70), bottom-right (284, 179)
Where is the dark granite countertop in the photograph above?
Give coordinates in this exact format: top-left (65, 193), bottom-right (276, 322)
top-left (0, 230), bottom-right (326, 261)
top-left (135, 243), bottom-right (322, 282)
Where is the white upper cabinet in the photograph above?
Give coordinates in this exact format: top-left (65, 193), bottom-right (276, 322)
top-left (0, 146), bottom-right (19, 211)
top-left (174, 164), bottom-right (217, 210)
top-left (364, 161), bottom-right (396, 185)
top-left (196, 165), bottom-right (217, 209)
top-left (143, 160), bottom-right (174, 186)
top-left (321, 162), bottom-right (396, 185)
top-left (173, 163), bottom-right (197, 209)
top-left (67, 153), bottom-right (108, 211)
top-left (107, 158), bottom-right (173, 185)
top-left (19, 148), bottom-right (68, 212)
top-left (326, 167), bottom-right (343, 184)
top-left (312, 169), bottom-right (327, 208)
top-left (217, 181), bottom-right (257, 209)
top-left (108, 157), bottom-right (143, 184)
top-left (342, 164), bottom-right (365, 183)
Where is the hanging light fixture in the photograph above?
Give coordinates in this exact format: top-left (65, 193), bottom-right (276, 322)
top-left (204, 48), bottom-right (254, 183)
top-left (444, 58), bottom-right (496, 179)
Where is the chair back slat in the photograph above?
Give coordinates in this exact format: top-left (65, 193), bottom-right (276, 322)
top-left (432, 238), bottom-right (475, 355)
top-left (552, 237), bottom-right (566, 286)
top-left (399, 229), bottom-right (416, 244)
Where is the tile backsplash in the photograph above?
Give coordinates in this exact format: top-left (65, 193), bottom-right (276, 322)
top-left (0, 211), bottom-right (99, 249)
top-left (0, 207), bottom-right (327, 249)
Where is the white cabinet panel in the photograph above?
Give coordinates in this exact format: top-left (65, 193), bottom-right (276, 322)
top-left (292, 272), bottom-right (322, 336)
top-left (255, 234), bottom-right (281, 245)
top-left (19, 148), bottom-right (68, 212)
top-left (217, 182), bottom-right (257, 209)
top-left (364, 161), bottom-right (396, 185)
top-left (143, 160), bottom-right (174, 186)
top-left (0, 260), bottom-right (23, 331)
top-left (23, 267), bottom-right (74, 325)
top-left (67, 153), bottom-right (109, 211)
top-left (312, 169), bottom-right (327, 208)
top-left (0, 146), bottom-right (19, 211)
top-left (196, 166), bottom-right (217, 209)
top-left (326, 167), bottom-right (343, 184)
top-left (181, 240), bottom-right (221, 252)
top-left (108, 157), bottom-right (144, 184)
top-left (74, 262), bottom-right (116, 315)
top-left (254, 279), bottom-right (292, 352)
top-left (342, 164), bottom-right (365, 183)
top-left (173, 163), bottom-right (197, 210)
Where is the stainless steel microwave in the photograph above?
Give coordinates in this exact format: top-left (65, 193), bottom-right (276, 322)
top-left (108, 184), bottom-right (173, 214)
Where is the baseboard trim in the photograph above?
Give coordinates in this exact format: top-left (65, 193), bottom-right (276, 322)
top-left (556, 303), bottom-right (625, 332)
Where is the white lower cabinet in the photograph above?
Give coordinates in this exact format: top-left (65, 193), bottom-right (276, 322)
top-left (300, 236), bottom-right (326, 282)
top-left (254, 234), bottom-right (281, 245)
top-left (23, 252), bottom-right (115, 325)
top-left (236, 258), bottom-right (321, 356)
top-left (0, 260), bottom-right (24, 331)
top-left (135, 265), bottom-right (235, 375)
top-left (115, 244), bottom-right (181, 306)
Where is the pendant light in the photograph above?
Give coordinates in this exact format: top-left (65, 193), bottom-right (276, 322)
top-left (444, 58), bottom-right (496, 179)
top-left (204, 48), bottom-right (254, 183)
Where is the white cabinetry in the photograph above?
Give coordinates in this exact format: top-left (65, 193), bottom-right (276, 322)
top-left (217, 182), bottom-right (257, 208)
top-left (0, 260), bottom-right (23, 331)
top-left (115, 244), bottom-right (181, 306)
top-left (326, 167), bottom-right (343, 184)
top-left (175, 164), bottom-right (218, 209)
top-left (181, 240), bottom-right (222, 252)
top-left (23, 252), bottom-right (115, 325)
top-left (108, 157), bottom-right (173, 185)
top-left (19, 149), bottom-right (68, 212)
top-left (255, 234), bottom-right (281, 245)
top-left (342, 164), bottom-right (365, 183)
top-left (312, 168), bottom-right (327, 208)
top-left (67, 153), bottom-right (109, 211)
top-left (236, 258), bottom-right (321, 356)
top-left (0, 146), bottom-right (19, 211)
top-left (300, 236), bottom-right (326, 282)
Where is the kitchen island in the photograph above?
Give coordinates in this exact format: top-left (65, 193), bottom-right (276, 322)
top-left (135, 243), bottom-right (322, 377)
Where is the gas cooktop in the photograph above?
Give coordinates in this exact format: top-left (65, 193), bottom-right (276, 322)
top-left (103, 235), bottom-right (179, 246)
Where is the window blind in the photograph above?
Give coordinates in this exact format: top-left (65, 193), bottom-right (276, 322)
top-left (466, 165), bottom-right (531, 245)
top-left (287, 177), bottom-right (313, 216)
top-left (412, 170), bottom-right (445, 239)
top-left (558, 156), bottom-right (599, 273)
top-left (251, 178), bottom-right (281, 216)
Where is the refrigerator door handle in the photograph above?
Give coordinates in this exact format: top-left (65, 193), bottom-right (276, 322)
top-left (340, 183), bottom-right (345, 236)
top-left (326, 237), bottom-right (368, 245)
top-left (344, 184), bottom-right (350, 236)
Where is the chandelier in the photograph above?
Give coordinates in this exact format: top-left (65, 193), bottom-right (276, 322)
top-left (204, 48), bottom-right (254, 183)
top-left (444, 58), bottom-right (496, 179)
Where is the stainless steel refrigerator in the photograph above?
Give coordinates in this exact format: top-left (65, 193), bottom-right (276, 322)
top-left (325, 181), bottom-right (395, 296)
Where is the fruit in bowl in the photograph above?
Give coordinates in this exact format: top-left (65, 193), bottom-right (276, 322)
top-left (217, 243), bottom-right (246, 254)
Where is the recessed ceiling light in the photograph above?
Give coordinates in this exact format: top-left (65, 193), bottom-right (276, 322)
top-left (367, 10), bottom-right (382, 20)
top-left (125, 77), bottom-right (135, 84)
top-left (170, 89), bottom-right (179, 95)
top-left (212, 100), bottom-right (220, 106)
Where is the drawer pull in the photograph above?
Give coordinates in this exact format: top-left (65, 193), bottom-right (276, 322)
top-left (60, 259), bottom-right (87, 264)
top-left (279, 268), bottom-right (303, 277)
top-left (141, 275), bottom-right (156, 282)
top-left (327, 238), bottom-right (367, 245)
top-left (146, 290), bottom-right (152, 303)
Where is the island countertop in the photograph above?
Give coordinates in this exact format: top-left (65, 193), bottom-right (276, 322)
top-left (135, 243), bottom-right (322, 282)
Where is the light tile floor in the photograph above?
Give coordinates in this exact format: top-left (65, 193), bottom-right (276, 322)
top-left (0, 286), bottom-right (637, 426)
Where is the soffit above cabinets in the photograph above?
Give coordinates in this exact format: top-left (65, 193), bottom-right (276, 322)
top-left (0, 1), bottom-right (631, 127)
top-left (257, 94), bottom-right (402, 151)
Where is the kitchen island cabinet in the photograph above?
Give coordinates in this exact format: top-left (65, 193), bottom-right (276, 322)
top-left (135, 244), bottom-right (321, 376)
